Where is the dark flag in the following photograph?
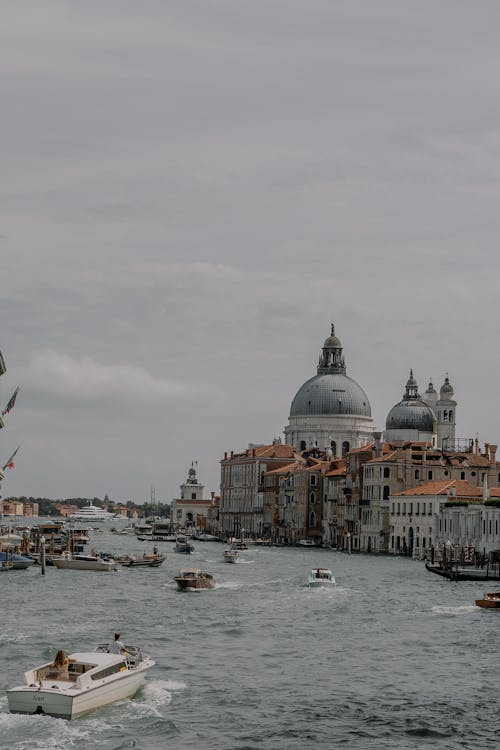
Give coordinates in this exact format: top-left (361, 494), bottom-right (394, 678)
top-left (2, 386), bottom-right (19, 416)
top-left (2, 445), bottom-right (20, 471)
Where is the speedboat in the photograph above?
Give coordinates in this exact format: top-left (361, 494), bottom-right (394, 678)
top-left (223, 549), bottom-right (239, 563)
top-left (475, 592), bottom-right (500, 609)
top-left (7, 644), bottom-right (154, 719)
top-left (52, 554), bottom-right (120, 571)
top-left (174, 567), bottom-right (215, 591)
top-left (0, 550), bottom-right (34, 570)
top-left (299, 539), bottom-right (315, 547)
top-left (230, 539), bottom-right (248, 551)
top-left (308, 567), bottom-right (335, 587)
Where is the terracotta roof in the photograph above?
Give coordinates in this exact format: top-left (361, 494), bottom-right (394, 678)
top-left (395, 480), bottom-right (483, 497)
top-left (223, 444), bottom-right (296, 461)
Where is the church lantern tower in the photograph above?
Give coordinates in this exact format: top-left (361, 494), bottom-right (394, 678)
top-left (436, 375), bottom-right (457, 450)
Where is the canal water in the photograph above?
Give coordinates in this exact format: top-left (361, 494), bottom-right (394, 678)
top-left (0, 529), bottom-right (498, 749)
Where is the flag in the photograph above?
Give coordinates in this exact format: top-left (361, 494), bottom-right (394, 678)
top-left (2, 386), bottom-right (19, 416)
top-left (2, 445), bottom-right (20, 471)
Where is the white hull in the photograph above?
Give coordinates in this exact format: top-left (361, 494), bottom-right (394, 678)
top-left (52, 558), bottom-right (119, 571)
top-left (8, 665), bottom-right (150, 719)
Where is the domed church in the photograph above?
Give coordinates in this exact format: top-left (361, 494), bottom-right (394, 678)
top-left (284, 324), bottom-right (374, 457)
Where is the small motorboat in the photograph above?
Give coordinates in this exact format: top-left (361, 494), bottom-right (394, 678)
top-left (52, 554), bottom-right (120, 571)
top-left (308, 567), bottom-right (335, 587)
top-left (7, 644), bottom-right (154, 719)
top-left (475, 592), bottom-right (500, 609)
top-left (174, 567), bottom-right (215, 591)
top-left (174, 535), bottom-right (194, 554)
top-left (124, 554), bottom-right (166, 568)
top-left (299, 539), bottom-right (315, 547)
top-left (223, 549), bottom-right (239, 563)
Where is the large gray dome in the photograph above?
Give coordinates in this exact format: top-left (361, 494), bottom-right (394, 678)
top-left (290, 373), bottom-right (372, 417)
top-left (386, 400), bottom-right (435, 431)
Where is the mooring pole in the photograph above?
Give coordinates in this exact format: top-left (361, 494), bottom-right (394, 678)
top-left (40, 535), bottom-right (46, 575)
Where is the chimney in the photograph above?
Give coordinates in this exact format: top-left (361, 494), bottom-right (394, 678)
top-left (230, 451), bottom-right (234, 459)
top-left (489, 444), bottom-right (497, 462)
top-left (484, 442), bottom-right (490, 459)
top-left (224, 452), bottom-right (227, 460)
top-left (374, 431), bottom-right (382, 457)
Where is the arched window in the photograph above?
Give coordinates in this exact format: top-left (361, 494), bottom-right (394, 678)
top-left (309, 511), bottom-right (316, 527)
top-left (342, 441), bottom-right (350, 457)
top-left (415, 469), bottom-right (420, 480)
top-left (383, 467), bottom-right (390, 478)
top-left (443, 410), bottom-right (448, 421)
top-left (330, 441), bottom-right (337, 456)
top-left (300, 441), bottom-right (307, 451)
top-left (448, 410), bottom-right (453, 422)
top-left (310, 492), bottom-right (316, 504)
top-left (383, 485), bottom-right (390, 500)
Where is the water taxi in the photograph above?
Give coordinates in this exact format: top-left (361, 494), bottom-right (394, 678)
top-left (223, 549), bottom-right (239, 563)
top-left (7, 645), bottom-right (154, 719)
top-left (475, 592), bottom-right (500, 609)
top-left (308, 567), bottom-right (336, 587)
top-left (174, 567), bottom-right (215, 591)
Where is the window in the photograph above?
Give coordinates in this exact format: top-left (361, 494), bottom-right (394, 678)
top-left (383, 467), bottom-right (390, 478)
top-left (422, 502), bottom-right (426, 515)
top-left (300, 441), bottom-right (307, 451)
top-left (383, 485), bottom-right (390, 500)
top-left (191, 492), bottom-right (196, 500)
top-left (428, 471), bottom-right (433, 480)
top-left (416, 502), bottom-right (420, 515)
top-left (409, 503), bottom-right (413, 516)
top-left (391, 503), bottom-right (395, 515)
top-left (443, 410), bottom-right (448, 421)
top-left (91, 662), bottom-right (127, 681)
top-left (403, 503), bottom-right (406, 515)
top-left (309, 511), bottom-right (316, 527)
top-left (397, 503), bottom-right (400, 515)
top-left (415, 470), bottom-right (420, 480)
top-left (331, 441), bottom-right (336, 456)
top-left (461, 472), bottom-right (466, 480)
top-left (310, 475), bottom-right (316, 486)
top-left (449, 410), bottom-right (453, 422)
top-left (342, 441), bottom-right (350, 457)
top-left (310, 492), bottom-right (316, 504)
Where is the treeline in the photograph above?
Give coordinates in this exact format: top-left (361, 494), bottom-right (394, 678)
top-left (4, 497), bottom-right (171, 518)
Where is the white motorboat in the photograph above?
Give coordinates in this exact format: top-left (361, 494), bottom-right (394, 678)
top-left (298, 539), bottom-right (315, 547)
top-left (69, 502), bottom-right (114, 523)
top-left (52, 554), bottom-right (120, 571)
top-left (223, 549), bottom-right (239, 563)
top-left (7, 645), bottom-right (154, 719)
top-left (308, 567), bottom-right (336, 587)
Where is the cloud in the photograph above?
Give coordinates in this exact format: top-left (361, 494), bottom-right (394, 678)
top-left (20, 350), bottom-right (221, 411)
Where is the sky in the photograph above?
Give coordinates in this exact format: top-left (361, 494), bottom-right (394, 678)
top-left (1, 0), bottom-right (500, 504)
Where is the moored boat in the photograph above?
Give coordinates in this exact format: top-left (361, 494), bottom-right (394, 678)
top-left (475, 592), bottom-right (500, 609)
top-left (174, 567), bottom-right (215, 591)
top-left (52, 554), bottom-right (120, 571)
top-left (223, 549), bottom-right (239, 563)
top-left (308, 567), bottom-right (335, 587)
top-left (7, 644), bottom-right (154, 719)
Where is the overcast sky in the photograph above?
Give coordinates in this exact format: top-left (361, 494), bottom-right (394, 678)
top-left (1, 0), bottom-right (500, 504)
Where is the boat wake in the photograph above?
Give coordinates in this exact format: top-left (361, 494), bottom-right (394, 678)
top-left (129, 679), bottom-right (186, 717)
top-left (215, 581), bottom-right (243, 589)
top-left (431, 605), bottom-right (477, 616)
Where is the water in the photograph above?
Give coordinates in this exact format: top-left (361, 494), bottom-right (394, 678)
top-left (1, 530), bottom-right (499, 749)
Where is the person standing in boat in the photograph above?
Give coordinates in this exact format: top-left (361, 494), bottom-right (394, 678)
top-left (108, 633), bottom-right (127, 655)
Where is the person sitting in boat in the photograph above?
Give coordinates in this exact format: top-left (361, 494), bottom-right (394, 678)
top-left (108, 633), bottom-right (127, 655)
top-left (50, 649), bottom-right (75, 677)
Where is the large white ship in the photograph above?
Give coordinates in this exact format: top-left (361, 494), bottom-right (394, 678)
top-left (69, 502), bottom-right (114, 523)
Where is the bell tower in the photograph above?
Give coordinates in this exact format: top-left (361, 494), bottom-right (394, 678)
top-left (436, 375), bottom-right (457, 450)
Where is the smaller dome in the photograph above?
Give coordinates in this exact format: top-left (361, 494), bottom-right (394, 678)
top-left (425, 380), bottom-right (437, 395)
top-left (386, 400), bottom-right (435, 432)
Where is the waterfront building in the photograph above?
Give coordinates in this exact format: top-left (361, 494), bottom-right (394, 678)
top-left (284, 325), bottom-right (373, 456)
top-left (390, 479), bottom-right (500, 556)
top-left (219, 441), bottom-right (296, 538)
top-left (171, 463), bottom-right (216, 530)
